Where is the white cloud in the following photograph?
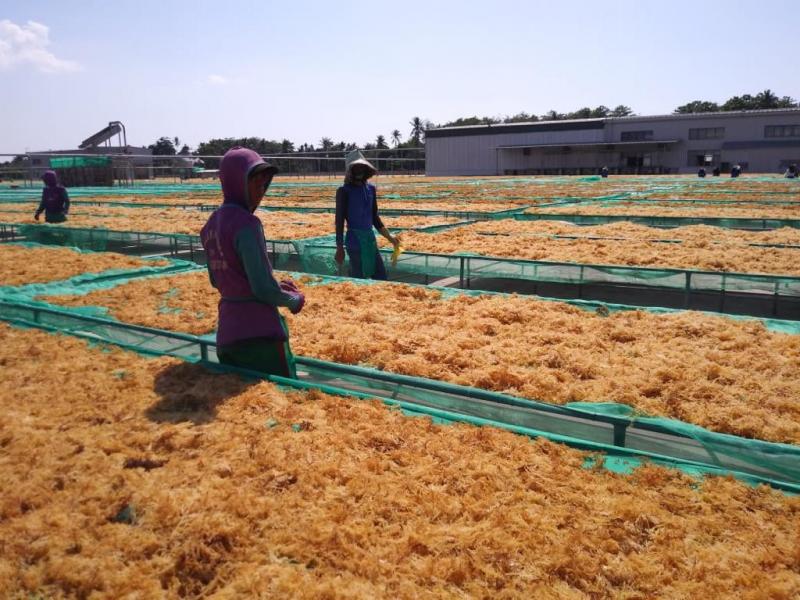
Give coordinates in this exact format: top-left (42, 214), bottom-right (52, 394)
top-left (0, 19), bottom-right (80, 73)
top-left (207, 74), bottom-right (229, 85)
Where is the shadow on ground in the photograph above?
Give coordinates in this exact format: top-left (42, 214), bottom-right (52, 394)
top-left (148, 361), bottom-right (257, 424)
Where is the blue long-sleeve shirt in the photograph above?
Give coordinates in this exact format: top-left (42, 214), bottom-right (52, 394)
top-left (335, 184), bottom-right (385, 248)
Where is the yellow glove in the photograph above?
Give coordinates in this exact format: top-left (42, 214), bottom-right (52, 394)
top-left (391, 242), bottom-right (404, 267)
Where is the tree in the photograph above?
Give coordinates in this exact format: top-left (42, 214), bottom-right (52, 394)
top-left (280, 139), bottom-right (294, 153)
top-left (442, 116), bottom-right (484, 127)
top-left (409, 116), bottom-right (424, 146)
top-left (504, 112), bottom-right (537, 123)
top-left (755, 89), bottom-right (780, 109)
top-left (195, 137), bottom-right (284, 168)
top-left (675, 90), bottom-right (797, 114)
top-left (319, 137), bottom-right (334, 151)
top-left (610, 105), bottom-right (634, 117)
top-left (391, 129), bottom-right (402, 147)
top-left (375, 135), bottom-right (388, 149)
top-left (722, 94), bottom-right (756, 111)
top-left (178, 145), bottom-right (191, 155)
top-left (674, 100), bottom-right (721, 114)
top-left (149, 137), bottom-right (177, 155)
top-left (569, 107), bottom-right (594, 119)
top-left (541, 110), bottom-right (565, 121)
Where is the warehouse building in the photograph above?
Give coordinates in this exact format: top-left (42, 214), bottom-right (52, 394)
top-left (425, 108), bottom-right (800, 176)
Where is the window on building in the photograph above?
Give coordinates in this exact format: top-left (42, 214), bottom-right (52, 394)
top-left (688, 127), bottom-right (725, 140)
top-left (620, 130), bottom-right (653, 142)
top-left (688, 151), bottom-right (720, 166)
top-left (765, 125), bottom-right (800, 138)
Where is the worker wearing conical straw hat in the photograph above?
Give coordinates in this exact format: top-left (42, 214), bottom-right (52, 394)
top-left (334, 150), bottom-right (400, 279)
top-left (200, 147), bottom-right (305, 377)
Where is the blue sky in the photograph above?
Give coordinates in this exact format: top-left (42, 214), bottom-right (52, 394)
top-left (1, 0), bottom-right (798, 152)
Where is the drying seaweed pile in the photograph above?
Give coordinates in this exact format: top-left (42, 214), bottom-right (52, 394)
top-left (388, 223), bottom-right (800, 274)
top-left (533, 202), bottom-right (800, 219)
top-left (466, 220), bottom-right (800, 245)
top-left (0, 208), bottom-right (457, 239)
top-left (43, 274), bottom-right (800, 444)
top-left (1, 323), bottom-right (798, 598)
top-left (0, 244), bottom-right (162, 287)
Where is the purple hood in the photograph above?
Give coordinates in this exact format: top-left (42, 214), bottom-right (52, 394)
top-left (219, 147), bottom-right (278, 210)
top-left (42, 170), bottom-right (59, 188)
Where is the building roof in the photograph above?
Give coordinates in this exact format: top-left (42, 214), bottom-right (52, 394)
top-left (426, 119), bottom-right (604, 139)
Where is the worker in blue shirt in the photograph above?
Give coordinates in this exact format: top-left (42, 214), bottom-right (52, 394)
top-left (334, 150), bottom-right (400, 279)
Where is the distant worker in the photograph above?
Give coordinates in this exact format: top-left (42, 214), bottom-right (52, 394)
top-left (698, 168), bottom-right (706, 178)
top-left (600, 166), bottom-right (609, 178)
top-left (712, 167), bottom-right (721, 177)
top-left (785, 164), bottom-right (798, 179)
top-left (200, 147), bottom-right (305, 377)
top-left (193, 158), bottom-right (206, 180)
top-left (334, 150), bottom-right (401, 280)
top-left (34, 170), bottom-right (70, 223)
top-left (731, 164), bottom-right (742, 178)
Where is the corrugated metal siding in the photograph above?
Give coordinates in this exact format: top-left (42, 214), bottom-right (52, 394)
top-left (426, 129), bottom-right (607, 176)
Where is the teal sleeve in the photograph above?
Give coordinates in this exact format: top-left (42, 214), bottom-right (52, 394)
top-left (234, 225), bottom-right (299, 309)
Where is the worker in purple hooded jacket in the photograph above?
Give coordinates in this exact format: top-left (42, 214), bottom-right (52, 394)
top-left (200, 147), bottom-right (305, 378)
top-left (34, 171), bottom-right (70, 223)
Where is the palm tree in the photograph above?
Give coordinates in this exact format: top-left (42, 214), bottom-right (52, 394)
top-left (319, 137), bottom-right (334, 151)
top-left (391, 129), bottom-right (402, 147)
top-left (376, 135), bottom-right (388, 149)
top-left (611, 105), bottom-right (634, 117)
top-left (280, 139), bottom-right (294, 153)
top-left (756, 89), bottom-right (779, 109)
top-left (409, 117), bottom-right (424, 146)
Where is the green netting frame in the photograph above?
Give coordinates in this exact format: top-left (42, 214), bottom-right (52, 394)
top-left (0, 197), bottom-right (533, 220)
top-left (470, 229), bottom-right (800, 252)
top-left (3, 259), bottom-right (800, 490)
top-left (600, 197), bottom-right (800, 207)
top-left (291, 270), bottom-right (800, 335)
top-left (0, 300), bottom-right (797, 494)
top-left (7, 221), bottom-right (800, 319)
top-left (0, 241), bottom-right (196, 295)
top-left (296, 240), bottom-right (800, 298)
top-left (516, 212), bottom-right (800, 231)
